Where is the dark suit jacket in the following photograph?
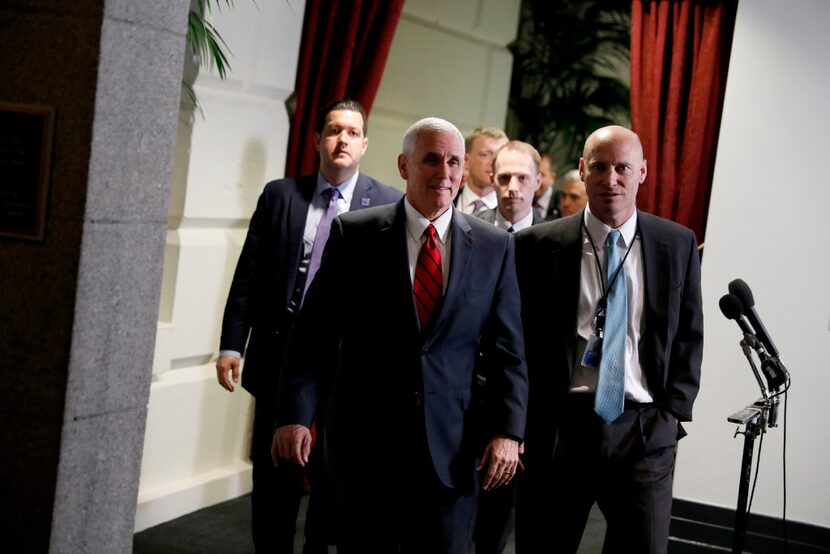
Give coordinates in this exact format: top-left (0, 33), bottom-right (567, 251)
top-left (219, 173), bottom-right (402, 399)
top-left (534, 189), bottom-right (561, 221)
top-left (276, 199), bottom-right (529, 491)
top-left (514, 209), bottom-right (703, 466)
top-left (544, 189), bottom-right (561, 220)
top-left (476, 207), bottom-right (544, 227)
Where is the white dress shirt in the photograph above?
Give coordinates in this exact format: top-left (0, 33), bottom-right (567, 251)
top-left (534, 186), bottom-right (554, 215)
top-left (301, 172), bottom-right (358, 255)
top-left (458, 186), bottom-right (497, 214)
top-left (219, 172), bottom-right (359, 360)
top-left (495, 208), bottom-right (534, 233)
top-left (404, 198), bottom-right (452, 291)
top-left (571, 207), bottom-right (653, 403)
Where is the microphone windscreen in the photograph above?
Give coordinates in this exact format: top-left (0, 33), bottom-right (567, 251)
top-left (728, 278), bottom-right (755, 310)
top-left (719, 293), bottom-right (745, 320)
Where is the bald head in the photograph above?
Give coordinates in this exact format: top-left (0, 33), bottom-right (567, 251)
top-left (582, 125), bottom-right (644, 160)
top-left (578, 125), bottom-right (647, 228)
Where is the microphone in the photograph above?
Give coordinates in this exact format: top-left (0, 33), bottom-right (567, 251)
top-left (728, 279), bottom-right (779, 357)
top-left (728, 279), bottom-right (789, 390)
top-left (718, 294), bottom-right (761, 349)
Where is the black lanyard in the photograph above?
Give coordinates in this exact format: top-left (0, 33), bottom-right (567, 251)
top-left (582, 219), bottom-right (638, 335)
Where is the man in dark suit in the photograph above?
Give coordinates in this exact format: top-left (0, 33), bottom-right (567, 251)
top-left (215, 98), bottom-right (402, 553)
top-left (272, 117), bottom-right (529, 554)
top-left (533, 152), bottom-right (561, 221)
top-left (455, 127), bottom-right (509, 214)
top-left (477, 140), bottom-right (545, 234)
top-left (473, 140), bottom-right (542, 554)
top-left (514, 125), bottom-right (703, 553)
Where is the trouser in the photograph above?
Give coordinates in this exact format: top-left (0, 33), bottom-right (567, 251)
top-left (473, 477), bottom-right (516, 554)
top-left (335, 405), bottom-right (478, 554)
top-left (250, 396), bottom-right (331, 554)
top-left (516, 395), bottom-right (678, 554)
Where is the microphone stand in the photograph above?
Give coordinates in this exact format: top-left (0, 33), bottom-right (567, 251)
top-left (728, 333), bottom-right (771, 554)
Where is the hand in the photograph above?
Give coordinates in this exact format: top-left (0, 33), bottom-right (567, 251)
top-left (272, 424), bottom-right (312, 467)
top-left (477, 436), bottom-right (520, 490)
top-left (216, 355), bottom-right (240, 392)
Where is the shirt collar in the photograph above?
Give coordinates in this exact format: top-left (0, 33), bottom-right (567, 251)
top-left (534, 186), bottom-right (553, 211)
top-left (316, 171), bottom-right (359, 206)
top-left (404, 197), bottom-right (452, 244)
top-left (584, 206), bottom-right (638, 247)
top-left (460, 186), bottom-right (497, 210)
top-left (495, 208), bottom-right (534, 232)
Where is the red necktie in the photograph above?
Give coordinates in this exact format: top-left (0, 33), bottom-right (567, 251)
top-left (414, 224), bottom-right (443, 331)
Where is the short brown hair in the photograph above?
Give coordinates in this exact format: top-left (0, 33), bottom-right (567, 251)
top-left (316, 98), bottom-right (368, 135)
top-left (464, 127), bottom-right (508, 153)
top-left (492, 140), bottom-right (541, 173)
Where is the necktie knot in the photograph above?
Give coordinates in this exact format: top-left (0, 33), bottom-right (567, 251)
top-left (472, 199), bottom-right (487, 213)
top-left (606, 230), bottom-right (621, 274)
top-left (324, 186), bottom-right (341, 203)
top-left (606, 228), bottom-right (620, 248)
top-left (424, 224), bottom-right (437, 241)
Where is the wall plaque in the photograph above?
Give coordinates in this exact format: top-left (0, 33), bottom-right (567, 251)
top-left (0, 102), bottom-right (55, 241)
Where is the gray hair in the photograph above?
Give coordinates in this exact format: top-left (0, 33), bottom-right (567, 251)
top-left (562, 169), bottom-right (583, 185)
top-left (402, 117), bottom-right (465, 156)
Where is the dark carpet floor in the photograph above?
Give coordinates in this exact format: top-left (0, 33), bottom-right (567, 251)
top-left (133, 494), bottom-right (607, 553)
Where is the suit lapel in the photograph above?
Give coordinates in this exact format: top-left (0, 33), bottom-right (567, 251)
top-left (425, 209), bottom-right (472, 343)
top-left (284, 176), bottom-right (315, 299)
top-left (386, 201), bottom-right (422, 336)
top-left (638, 211), bottom-right (671, 372)
top-left (553, 214), bottom-right (584, 375)
top-left (350, 173), bottom-right (374, 210)
top-left (479, 209), bottom-right (496, 224)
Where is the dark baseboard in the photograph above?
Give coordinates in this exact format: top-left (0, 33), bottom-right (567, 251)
top-left (669, 499), bottom-right (830, 553)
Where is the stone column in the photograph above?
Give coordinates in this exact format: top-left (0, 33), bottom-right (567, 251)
top-left (0, 1), bottom-right (190, 551)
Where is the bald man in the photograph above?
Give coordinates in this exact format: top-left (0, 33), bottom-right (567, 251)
top-left (514, 126), bottom-right (702, 553)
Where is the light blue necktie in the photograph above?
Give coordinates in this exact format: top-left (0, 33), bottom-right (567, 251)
top-left (303, 186), bottom-right (341, 301)
top-left (595, 229), bottom-right (627, 423)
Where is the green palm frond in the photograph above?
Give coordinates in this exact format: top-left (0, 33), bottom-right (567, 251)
top-left (187, 0), bottom-right (235, 80)
top-left (507, 0), bottom-right (632, 171)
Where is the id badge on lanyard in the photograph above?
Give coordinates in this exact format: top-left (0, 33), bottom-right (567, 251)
top-left (581, 299), bottom-right (605, 369)
top-left (579, 219), bottom-right (637, 370)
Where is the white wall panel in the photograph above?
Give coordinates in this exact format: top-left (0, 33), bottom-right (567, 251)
top-left (138, 0), bottom-right (306, 530)
top-left (673, 0), bottom-right (830, 528)
top-left (362, 0), bottom-right (521, 188)
top-left (183, 91), bottom-right (288, 220)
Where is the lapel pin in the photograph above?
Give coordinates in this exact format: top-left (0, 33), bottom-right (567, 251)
top-left (361, 197), bottom-right (371, 207)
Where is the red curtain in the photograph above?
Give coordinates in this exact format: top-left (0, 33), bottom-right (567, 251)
top-left (285, 0), bottom-right (405, 178)
top-left (630, 0), bottom-right (738, 242)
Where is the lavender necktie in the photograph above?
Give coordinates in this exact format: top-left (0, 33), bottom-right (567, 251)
top-left (303, 186), bottom-right (341, 300)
